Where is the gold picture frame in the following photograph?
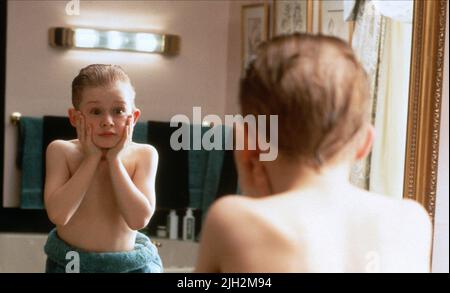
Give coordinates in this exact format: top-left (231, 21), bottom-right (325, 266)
top-left (404, 0), bottom-right (447, 223)
top-left (318, 0), bottom-right (354, 44)
top-left (273, 0), bottom-right (313, 36)
top-left (241, 3), bottom-right (269, 71)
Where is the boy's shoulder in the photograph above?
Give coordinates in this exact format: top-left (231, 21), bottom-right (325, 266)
top-left (361, 190), bottom-right (432, 233)
top-left (363, 189), bottom-right (427, 214)
top-left (45, 140), bottom-right (82, 169)
top-left (127, 142), bottom-right (158, 157)
top-left (392, 197), bottom-right (432, 231)
top-left (203, 195), bottom-right (304, 262)
top-left (46, 139), bottom-right (80, 154)
top-left (125, 143), bottom-right (159, 167)
top-left (204, 195), bottom-right (272, 239)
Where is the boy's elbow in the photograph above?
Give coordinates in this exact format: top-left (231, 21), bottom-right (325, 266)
top-left (127, 216), bottom-right (151, 231)
top-left (47, 210), bottom-right (70, 227)
top-left (126, 206), bottom-right (153, 230)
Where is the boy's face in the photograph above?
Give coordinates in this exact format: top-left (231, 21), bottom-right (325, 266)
top-left (71, 81), bottom-right (139, 149)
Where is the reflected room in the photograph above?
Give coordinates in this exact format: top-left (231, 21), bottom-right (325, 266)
top-left (0, 0), bottom-right (448, 273)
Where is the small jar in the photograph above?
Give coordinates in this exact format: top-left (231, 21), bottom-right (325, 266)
top-left (156, 225), bottom-right (167, 238)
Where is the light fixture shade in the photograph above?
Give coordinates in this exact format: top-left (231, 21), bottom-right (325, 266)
top-left (49, 27), bottom-right (180, 56)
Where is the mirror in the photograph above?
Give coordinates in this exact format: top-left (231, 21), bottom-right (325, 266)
top-left (316, 0), bottom-right (416, 201)
top-left (0, 0), bottom-right (446, 272)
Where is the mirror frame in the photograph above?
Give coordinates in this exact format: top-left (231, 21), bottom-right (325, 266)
top-left (404, 0), bottom-right (447, 223)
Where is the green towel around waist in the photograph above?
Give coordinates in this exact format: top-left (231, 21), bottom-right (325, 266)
top-left (44, 228), bottom-right (163, 273)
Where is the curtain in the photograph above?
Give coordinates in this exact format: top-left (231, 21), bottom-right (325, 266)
top-left (349, 0), bottom-right (386, 189)
top-left (350, 0), bottom-right (412, 198)
top-left (369, 18), bottom-right (412, 198)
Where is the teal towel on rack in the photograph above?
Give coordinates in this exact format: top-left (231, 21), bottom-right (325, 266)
top-left (19, 117), bottom-right (44, 209)
top-left (132, 121), bottom-right (148, 144)
top-left (188, 125), bottom-right (234, 220)
top-left (188, 125), bottom-right (238, 220)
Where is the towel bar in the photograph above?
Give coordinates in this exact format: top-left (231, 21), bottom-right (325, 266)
top-left (10, 112), bottom-right (21, 125)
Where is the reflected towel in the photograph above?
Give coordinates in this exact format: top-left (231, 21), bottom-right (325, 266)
top-left (132, 122), bottom-right (148, 144)
top-left (44, 228), bottom-right (163, 273)
top-left (18, 117), bottom-right (44, 209)
top-left (188, 125), bottom-right (238, 216)
top-left (201, 126), bottom-right (237, 215)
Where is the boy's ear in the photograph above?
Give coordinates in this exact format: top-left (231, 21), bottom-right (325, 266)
top-left (355, 124), bottom-right (375, 160)
top-left (233, 121), bottom-right (259, 164)
top-left (132, 108), bottom-right (141, 125)
top-left (68, 108), bottom-right (78, 127)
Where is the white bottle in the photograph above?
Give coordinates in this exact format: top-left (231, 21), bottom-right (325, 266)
top-left (183, 208), bottom-right (196, 241)
top-left (167, 210), bottom-right (178, 240)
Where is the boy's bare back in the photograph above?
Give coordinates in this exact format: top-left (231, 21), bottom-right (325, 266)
top-left (197, 186), bottom-right (431, 273)
top-left (195, 34), bottom-right (432, 273)
top-left (45, 139), bottom-right (157, 252)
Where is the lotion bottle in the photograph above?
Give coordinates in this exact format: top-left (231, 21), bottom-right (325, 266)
top-left (167, 210), bottom-right (179, 240)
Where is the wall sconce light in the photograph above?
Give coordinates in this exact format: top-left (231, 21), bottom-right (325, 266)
top-left (49, 27), bottom-right (180, 56)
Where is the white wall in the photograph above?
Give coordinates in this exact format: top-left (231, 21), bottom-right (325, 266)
top-left (3, 0), bottom-right (231, 207)
top-left (432, 0), bottom-right (449, 273)
top-left (225, 0), bottom-right (271, 115)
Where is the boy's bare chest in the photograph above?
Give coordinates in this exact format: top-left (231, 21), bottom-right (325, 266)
top-left (67, 155), bottom-right (136, 198)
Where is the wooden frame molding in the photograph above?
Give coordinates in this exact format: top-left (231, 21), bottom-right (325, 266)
top-left (404, 0), bottom-right (447, 223)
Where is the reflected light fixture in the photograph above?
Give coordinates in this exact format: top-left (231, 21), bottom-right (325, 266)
top-left (49, 27), bottom-right (180, 56)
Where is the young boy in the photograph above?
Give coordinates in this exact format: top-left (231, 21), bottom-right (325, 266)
top-left (43, 64), bottom-right (162, 273)
top-left (195, 34), bottom-right (432, 273)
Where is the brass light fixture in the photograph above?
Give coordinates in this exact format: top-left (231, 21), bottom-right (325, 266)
top-left (49, 27), bottom-right (180, 56)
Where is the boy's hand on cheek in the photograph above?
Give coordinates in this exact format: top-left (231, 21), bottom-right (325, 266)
top-left (105, 115), bottom-right (133, 162)
top-left (76, 111), bottom-right (102, 159)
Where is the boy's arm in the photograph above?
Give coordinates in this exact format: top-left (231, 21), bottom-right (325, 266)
top-left (44, 140), bottom-right (102, 226)
top-left (108, 145), bottom-right (158, 230)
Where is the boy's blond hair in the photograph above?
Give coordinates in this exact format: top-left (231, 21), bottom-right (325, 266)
top-left (239, 34), bottom-right (370, 168)
top-left (71, 64), bottom-right (136, 109)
